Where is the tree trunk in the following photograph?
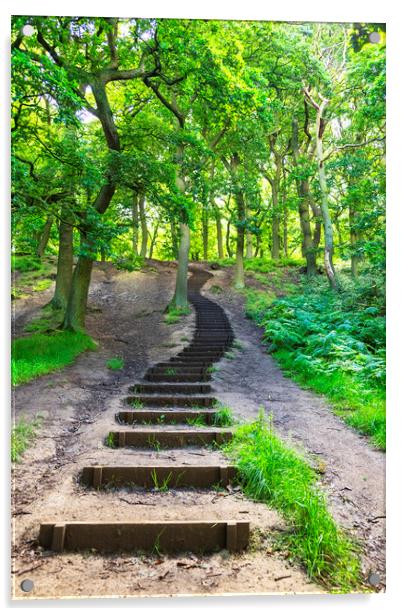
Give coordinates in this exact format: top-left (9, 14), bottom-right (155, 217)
top-left (350, 205), bottom-right (361, 278)
top-left (246, 226), bottom-right (253, 259)
top-left (270, 175), bottom-right (281, 260)
top-left (225, 218), bottom-right (232, 258)
top-left (283, 204), bottom-right (288, 258)
top-left (62, 253), bottom-right (94, 331)
top-left (305, 93), bottom-right (338, 289)
top-left (132, 192), bottom-right (139, 256)
top-left (202, 205), bottom-right (209, 260)
top-left (148, 222), bottom-right (159, 259)
top-left (215, 211), bottom-right (224, 259)
top-left (170, 220), bottom-right (179, 259)
top-left (230, 154), bottom-right (246, 289)
top-left (63, 183), bottom-right (116, 331)
top-left (139, 194), bottom-right (148, 258)
top-left (173, 222), bottom-right (190, 308)
top-left (36, 216), bottom-right (54, 258)
top-left (50, 204), bottom-right (73, 310)
top-left (291, 118), bottom-right (317, 276)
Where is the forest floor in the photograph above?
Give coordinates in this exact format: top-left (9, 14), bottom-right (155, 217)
top-left (11, 260), bottom-right (385, 598)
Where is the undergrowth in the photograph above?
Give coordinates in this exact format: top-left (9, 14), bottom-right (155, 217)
top-left (223, 412), bottom-right (362, 590)
top-left (244, 271), bottom-right (385, 450)
top-left (106, 357), bottom-right (124, 370)
top-left (164, 305), bottom-right (191, 325)
top-left (11, 415), bottom-right (42, 462)
top-left (12, 331), bottom-right (97, 386)
top-left (12, 255), bottom-right (54, 299)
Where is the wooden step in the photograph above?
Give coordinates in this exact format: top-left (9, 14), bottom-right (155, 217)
top-left (39, 520), bottom-right (250, 553)
top-left (126, 395), bottom-right (217, 407)
top-left (130, 383), bottom-right (212, 395)
top-left (107, 429), bottom-right (232, 448)
top-left (80, 464), bottom-right (237, 489)
top-left (117, 409), bottom-right (217, 425)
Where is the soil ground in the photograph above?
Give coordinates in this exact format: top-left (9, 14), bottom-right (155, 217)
top-left (11, 260), bottom-right (385, 599)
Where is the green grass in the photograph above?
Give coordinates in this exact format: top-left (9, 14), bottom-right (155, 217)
top-left (243, 273), bottom-right (386, 450)
top-left (106, 357), bottom-right (124, 370)
top-left (11, 415), bottom-right (42, 462)
top-left (12, 331), bottom-right (97, 386)
top-left (275, 349), bottom-right (385, 450)
top-left (212, 404), bottom-right (234, 426)
top-left (24, 306), bottom-right (64, 334)
top-left (164, 305), bottom-right (191, 325)
top-left (105, 432), bottom-right (117, 448)
top-left (223, 412), bottom-right (362, 590)
top-left (130, 399), bottom-right (144, 409)
top-left (11, 255), bottom-right (42, 272)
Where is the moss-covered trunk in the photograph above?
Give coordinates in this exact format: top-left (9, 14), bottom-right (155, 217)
top-left (50, 204), bottom-right (73, 310)
top-left (36, 216), bottom-right (54, 258)
top-left (173, 222), bottom-right (190, 308)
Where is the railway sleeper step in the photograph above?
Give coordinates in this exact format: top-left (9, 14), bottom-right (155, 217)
top-left (116, 409), bottom-right (218, 425)
top-left (145, 372), bottom-right (211, 382)
top-left (107, 429), bottom-right (232, 448)
top-left (130, 383), bottom-right (212, 394)
top-left (169, 357), bottom-right (221, 364)
top-left (126, 394), bottom-right (217, 407)
top-left (80, 464), bottom-right (237, 489)
top-left (39, 520), bottom-right (250, 554)
top-left (147, 365), bottom-right (211, 375)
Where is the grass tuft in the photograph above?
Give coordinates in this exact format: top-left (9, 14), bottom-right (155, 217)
top-left (164, 305), bottom-right (191, 325)
top-left (223, 411), bottom-right (362, 590)
top-left (12, 331), bottom-right (97, 386)
top-left (106, 357), bottom-right (124, 370)
top-left (213, 404), bottom-right (234, 426)
top-left (11, 415), bottom-right (42, 462)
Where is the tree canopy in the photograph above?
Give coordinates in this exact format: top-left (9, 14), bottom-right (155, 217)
top-left (11, 17), bottom-right (385, 329)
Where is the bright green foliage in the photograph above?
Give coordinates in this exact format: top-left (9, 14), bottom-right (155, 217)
top-left (106, 357), bottom-right (124, 370)
top-left (245, 271), bottom-right (385, 449)
top-left (224, 413), bottom-right (362, 589)
top-left (12, 332), bottom-right (97, 386)
top-left (24, 307), bottom-right (64, 334)
top-left (11, 416), bottom-right (42, 462)
top-left (212, 404), bottom-right (234, 426)
top-left (164, 305), bottom-right (191, 325)
top-left (12, 255), bottom-right (42, 272)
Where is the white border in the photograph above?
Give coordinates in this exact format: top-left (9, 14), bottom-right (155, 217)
top-left (2, 2), bottom-right (401, 615)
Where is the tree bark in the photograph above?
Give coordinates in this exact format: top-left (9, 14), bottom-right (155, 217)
top-left (246, 215), bottom-right (253, 259)
top-left (139, 193), bottom-right (148, 258)
top-left (304, 90), bottom-right (338, 289)
top-left (202, 205), bottom-right (209, 260)
top-left (291, 118), bottom-right (317, 276)
top-left (172, 141), bottom-right (191, 308)
top-left (132, 192), bottom-right (139, 256)
top-left (230, 154), bottom-right (245, 289)
top-left (36, 216), bottom-right (54, 258)
top-left (215, 210), bottom-right (224, 259)
top-left (148, 222), bottom-right (159, 259)
top-left (170, 220), bottom-right (179, 259)
top-left (173, 222), bottom-right (190, 308)
top-left (270, 169), bottom-right (281, 261)
top-left (63, 183), bottom-right (116, 331)
top-left (50, 204), bottom-right (73, 310)
top-left (350, 205), bottom-right (361, 278)
top-left (225, 218), bottom-right (232, 258)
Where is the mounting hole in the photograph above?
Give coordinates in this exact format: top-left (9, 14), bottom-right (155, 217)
top-left (20, 578), bottom-right (34, 592)
top-left (368, 572), bottom-right (381, 586)
top-left (369, 32), bottom-right (381, 44)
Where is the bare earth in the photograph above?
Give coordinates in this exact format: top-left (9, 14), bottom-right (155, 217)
top-left (11, 261), bottom-right (385, 599)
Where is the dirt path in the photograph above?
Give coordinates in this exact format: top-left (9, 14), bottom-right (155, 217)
top-left (12, 262), bottom-right (321, 599)
top-left (202, 266), bottom-right (386, 588)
